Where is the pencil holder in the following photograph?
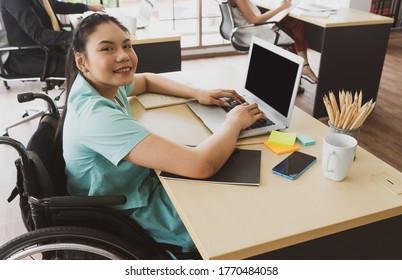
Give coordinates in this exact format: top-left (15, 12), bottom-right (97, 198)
top-left (328, 121), bottom-right (362, 142)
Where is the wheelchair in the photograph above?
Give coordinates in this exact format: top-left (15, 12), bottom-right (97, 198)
top-left (0, 92), bottom-right (201, 260)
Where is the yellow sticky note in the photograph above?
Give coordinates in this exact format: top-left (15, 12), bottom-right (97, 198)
top-left (264, 142), bottom-right (300, 155)
top-left (267, 131), bottom-right (296, 147)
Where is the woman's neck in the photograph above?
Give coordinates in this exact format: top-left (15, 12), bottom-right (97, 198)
top-left (86, 78), bottom-right (118, 101)
top-left (101, 89), bottom-right (119, 102)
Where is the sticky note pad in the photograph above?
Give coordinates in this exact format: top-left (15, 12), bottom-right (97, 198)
top-left (264, 142), bottom-right (300, 155)
top-left (296, 134), bottom-right (316, 146)
top-left (267, 130), bottom-right (296, 147)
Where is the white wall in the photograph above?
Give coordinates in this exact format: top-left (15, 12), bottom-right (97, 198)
top-left (310, 0), bottom-right (372, 12)
top-left (348, 0), bottom-right (372, 12)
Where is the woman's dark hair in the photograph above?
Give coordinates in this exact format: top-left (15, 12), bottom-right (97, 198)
top-left (57, 13), bottom-right (129, 137)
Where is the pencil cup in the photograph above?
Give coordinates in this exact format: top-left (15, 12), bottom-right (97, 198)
top-left (328, 122), bottom-right (361, 160)
top-left (328, 122), bottom-right (362, 142)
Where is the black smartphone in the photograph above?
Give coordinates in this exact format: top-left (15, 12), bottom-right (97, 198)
top-left (272, 151), bottom-right (317, 180)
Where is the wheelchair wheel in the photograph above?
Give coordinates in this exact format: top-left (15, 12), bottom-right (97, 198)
top-left (0, 226), bottom-right (142, 260)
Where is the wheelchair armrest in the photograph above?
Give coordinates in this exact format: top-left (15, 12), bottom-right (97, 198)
top-left (47, 195), bottom-right (127, 207)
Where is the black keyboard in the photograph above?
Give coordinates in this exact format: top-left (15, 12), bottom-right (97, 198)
top-left (220, 98), bottom-right (275, 130)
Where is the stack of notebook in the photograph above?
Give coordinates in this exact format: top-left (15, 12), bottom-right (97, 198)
top-left (159, 148), bottom-right (261, 186)
top-left (264, 130), bottom-right (299, 154)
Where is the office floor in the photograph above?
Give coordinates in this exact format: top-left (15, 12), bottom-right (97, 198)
top-left (0, 30), bottom-right (401, 248)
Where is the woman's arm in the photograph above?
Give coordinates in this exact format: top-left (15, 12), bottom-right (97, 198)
top-left (232, 0), bottom-right (292, 24)
top-left (124, 103), bottom-right (264, 178)
top-left (130, 72), bottom-right (245, 107)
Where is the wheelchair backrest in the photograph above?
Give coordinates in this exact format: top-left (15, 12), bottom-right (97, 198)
top-left (13, 112), bottom-right (66, 231)
top-left (26, 113), bottom-right (66, 197)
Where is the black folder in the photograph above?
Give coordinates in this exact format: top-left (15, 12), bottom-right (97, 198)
top-left (159, 149), bottom-right (261, 186)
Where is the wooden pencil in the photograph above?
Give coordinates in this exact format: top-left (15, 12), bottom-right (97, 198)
top-left (358, 90), bottom-right (363, 109)
top-left (325, 90), bottom-right (372, 130)
top-left (329, 91), bottom-right (339, 116)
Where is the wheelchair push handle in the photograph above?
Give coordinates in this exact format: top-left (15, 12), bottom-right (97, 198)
top-left (17, 92), bottom-right (59, 115)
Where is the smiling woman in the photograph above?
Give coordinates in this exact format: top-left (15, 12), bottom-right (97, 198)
top-left (74, 29), bottom-right (138, 98)
top-left (59, 13), bottom-right (265, 254)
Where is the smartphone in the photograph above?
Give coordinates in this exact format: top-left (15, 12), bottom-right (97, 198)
top-left (272, 151), bottom-right (317, 180)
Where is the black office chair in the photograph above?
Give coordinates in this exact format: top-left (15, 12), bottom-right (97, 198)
top-left (0, 43), bottom-right (66, 136)
top-left (218, 0), bottom-right (294, 52)
top-left (0, 13), bottom-right (65, 136)
top-left (0, 46), bottom-right (65, 93)
top-left (0, 11), bottom-right (65, 94)
top-left (217, 1), bottom-right (304, 93)
top-left (0, 93), bottom-right (200, 260)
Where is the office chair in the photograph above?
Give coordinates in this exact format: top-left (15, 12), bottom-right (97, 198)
top-left (217, 1), bottom-right (305, 93)
top-left (0, 92), bottom-right (200, 260)
top-left (218, 0), bottom-right (294, 53)
top-left (0, 11), bottom-right (65, 94)
top-left (0, 44), bottom-right (66, 134)
top-left (0, 13), bottom-right (65, 136)
top-left (0, 46), bottom-right (65, 92)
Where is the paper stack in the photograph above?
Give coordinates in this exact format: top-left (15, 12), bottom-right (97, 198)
top-left (264, 131), bottom-right (299, 154)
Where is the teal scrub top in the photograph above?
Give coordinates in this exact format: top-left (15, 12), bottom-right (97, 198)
top-left (62, 74), bottom-right (195, 251)
top-left (63, 74), bottom-right (153, 210)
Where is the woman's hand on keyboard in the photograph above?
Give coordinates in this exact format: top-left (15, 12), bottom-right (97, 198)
top-left (195, 88), bottom-right (245, 107)
top-left (225, 103), bottom-right (266, 131)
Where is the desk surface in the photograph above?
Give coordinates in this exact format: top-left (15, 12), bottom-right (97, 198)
top-left (130, 23), bottom-right (181, 45)
top-left (68, 11), bottom-right (180, 45)
top-left (252, 0), bottom-right (393, 28)
top-left (130, 67), bottom-right (402, 260)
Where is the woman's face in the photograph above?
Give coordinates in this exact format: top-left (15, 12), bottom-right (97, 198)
top-left (76, 21), bottom-right (138, 95)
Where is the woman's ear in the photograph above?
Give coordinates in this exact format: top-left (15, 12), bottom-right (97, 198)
top-left (75, 52), bottom-right (88, 73)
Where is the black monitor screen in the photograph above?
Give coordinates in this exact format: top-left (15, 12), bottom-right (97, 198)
top-left (245, 43), bottom-right (299, 117)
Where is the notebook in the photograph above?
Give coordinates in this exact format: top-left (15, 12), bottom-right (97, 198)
top-left (136, 0), bottom-right (156, 29)
top-left (136, 93), bottom-right (189, 109)
top-left (298, 0), bottom-right (340, 12)
top-left (269, 0), bottom-right (301, 23)
top-left (159, 149), bottom-right (261, 186)
top-left (186, 36), bottom-right (304, 139)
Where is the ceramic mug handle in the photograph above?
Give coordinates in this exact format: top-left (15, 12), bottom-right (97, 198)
top-left (325, 151), bottom-right (335, 172)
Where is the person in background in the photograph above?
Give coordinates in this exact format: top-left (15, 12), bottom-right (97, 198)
top-left (60, 13), bottom-right (264, 253)
top-left (0, 0), bottom-right (105, 78)
top-left (229, 0), bottom-right (318, 84)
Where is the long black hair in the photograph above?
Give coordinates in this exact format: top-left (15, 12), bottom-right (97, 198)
top-left (57, 13), bottom-right (129, 137)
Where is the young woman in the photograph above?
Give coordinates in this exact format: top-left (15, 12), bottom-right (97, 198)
top-left (229, 0), bottom-right (318, 83)
top-left (60, 13), bottom-right (264, 253)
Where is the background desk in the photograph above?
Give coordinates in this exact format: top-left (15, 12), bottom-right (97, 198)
top-left (253, 1), bottom-right (394, 118)
top-left (130, 66), bottom-right (402, 260)
top-left (68, 13), bottom-right (181, 74)
top-left (132, 23), bottom-right (181, 73)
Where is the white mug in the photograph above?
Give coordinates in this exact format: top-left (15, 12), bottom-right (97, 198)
top-left (322, 133), bottom-right (357, 181)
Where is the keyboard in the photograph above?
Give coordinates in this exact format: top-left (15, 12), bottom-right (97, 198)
top-left (220, 98), bottom-right (275, 130)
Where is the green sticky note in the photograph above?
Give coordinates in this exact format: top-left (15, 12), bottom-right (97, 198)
top-left (267, 130), bottom-right (296, 147)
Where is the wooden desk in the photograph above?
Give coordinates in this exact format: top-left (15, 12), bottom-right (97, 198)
top-left (130, 66), bottom-right (402, 260)
top-left (131, 20), bottom-right (181, 73)
top-left (253, 1), bottom-right (394, 118)
top-left (68, 13), bottom-right (181, 74)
